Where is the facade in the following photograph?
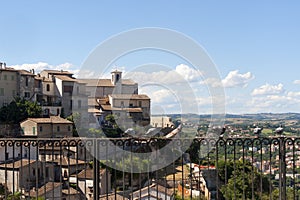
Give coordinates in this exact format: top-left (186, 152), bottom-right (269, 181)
top-left (71, 168), bottom-right (111, 200)
top-left (99, 94), bottom-right (151, 126)
top-left (20, 116), bottom-right (73, 137)
top-left (54, 75), bottom-right (87, 117)
top-left (150, 116), bottom-right (174, 128)
top-left (26, 182), bottom-right (63, 199)
top-left (78, 70), bottom-right (138, 98)
top-left (78, 70), bottom-right (150, 126)
top-left (0, 64), bottom-right (18, 106)
top-left (130, 184), bottom-right (174, 200)
top-left (0, 159), bottom-right (55, 193)
top-left (18, 70), bottom-right (36, 101)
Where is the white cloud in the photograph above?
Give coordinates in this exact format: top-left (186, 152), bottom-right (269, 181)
top-left (8, 62), bottom-right (80, 77)
top-left (200, 70), bottom-right (254, 88)
top-left (125, 64), bottom-right (203, 85)
top-left (251, 83), bottom-right (284, 96)
top-left (201, 78), bottom-right (223, 88)
top-left (293, 80), bottom-right (300, 84)
top-left (287, 91), bottom-right (300, 97)
top-left (222, 70), bottom-right (254, 88)
top-left (248, 94), bottom-right (300, 113)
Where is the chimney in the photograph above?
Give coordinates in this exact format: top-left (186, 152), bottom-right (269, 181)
top-left (0, 62), bottom-right (2, 69)
top-left (3, 63), bottom-right (6, 68)
top-left (32, 69), bottom-right (35, 74)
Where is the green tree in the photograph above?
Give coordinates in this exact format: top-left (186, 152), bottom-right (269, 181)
top-left (105, 114), bottom-right (119, 128)
top-left (219, 160), bottom-right (271, 199)
top-left (66, 112), bottom-right (81, 136)
top-left (0, 97), bottom-right (42, 123)
top-left (7, 191), bottom-right (22, 200)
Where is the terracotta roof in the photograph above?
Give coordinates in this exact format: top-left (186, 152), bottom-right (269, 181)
top-left (27, 182), bottom-right (62, 197)
top-left (0, 159), bottom-right (35, 169)
top-left (100, 105), bottom-right (142, 113)
top-left (53, 157), bottom-right (86, 166)
top-left (109, 94), bottom-right (150, 100)
top-left (97, 98), bottom-right (109, 105)
top-left (55, 75), bottom-right (79, 82)
top-left (22, 116), bottom-right (73, 124)
top-left (62, 187), bottom-right (82, 195)
top-left (42, 70), bottom-right (73, 75)
top-left (121, 79), bottom-right (137, 85)
top-left (131, 184), bottom-right (174, 197)
top-left (78, 79), bottom-right (136, 87)
top-left (18, 70), bottom-right (35, 76)
top-left (77, 79), bottom-right (113, 87)
top-left (0, 67), bottom-right (17, 72)
top-left (34, 76), bottom-right (44, 80)
top-left (88, 108), bottom-right (101, 113)
top-left (88, 98), bottom-right (100, 107)
top-left (76, 168), bottom-right (106, 179)
top-left (100, 193), bottom-right (127, 200)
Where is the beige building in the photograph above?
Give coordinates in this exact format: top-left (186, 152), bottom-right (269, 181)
top-left (130, 184), bottom-right (174, 200)
top-left (18, 69), bottom-right (36, 101)
top-left (20, 116), bottom-right (73, 137)
top-left (99, 94), bottom-right (151, 126)
top-left (38, 70), bottom-right (88, 117)
top-left (0, 64), bottom-right (18, 106)
top-left (26, 182), bottom-right (63, 199)
top-left (151, 116), bottom-right (174, 128)
top-left (0, 159), bottom-right (55, 193)
top-left (55, 75), bottom-right (87, 117)
top-left (78, 70), bottom-right (151, 126)
top-left (70, 168), bottom-right (111, 200)
top-left (78, 70), bottom-right (138, 98)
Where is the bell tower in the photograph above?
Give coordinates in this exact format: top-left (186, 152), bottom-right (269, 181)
top-left (111, 70), bottom-right (122, 85)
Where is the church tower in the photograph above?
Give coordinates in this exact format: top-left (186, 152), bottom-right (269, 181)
top-left (111, 70), bottom-right (122, 85)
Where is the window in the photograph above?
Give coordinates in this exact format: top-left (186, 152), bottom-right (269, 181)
top-left (25, 77), bottom-right (29, 86)
top-left (63, 85), bottom-right (73, 93)
top-left (4, 75), bottom-right (7, 80)
top-left (32, 127), bottom-right (36, 135)
top-left (78, 100), bottom-right (81, 108)
top-left (57, 126), bottom-right (60, 132)
top-left (139, 101), bottom-right (142, 107)
top-left (46, 167), bottom-right (49, 177)
top-left (46, 84), bottom-right (50, 91)
top-left (70, 100), bottom-right (73, 109)
top-left (68, 126), bottom-right (71, 131)
top-left (121, 101), bottom-right (124, 108)
top-left (39, 126), bottom-right (43, 132)
top-left (57, 108), bottom-right (60, 115)
top-left (11, 75), bottom-right (14, 81)
top-left (24, 92), bottom-right (30, 98)
top-left (0, 88), bottom-right (4, 96)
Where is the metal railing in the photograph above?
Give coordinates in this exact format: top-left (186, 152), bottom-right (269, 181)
top-left (0, 137), bottom-right (299, 199)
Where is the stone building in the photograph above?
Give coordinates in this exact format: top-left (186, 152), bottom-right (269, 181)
top-left (20, 116), bottom-right (73, 138)
top-left (0, 63), bottom-right (18, 106)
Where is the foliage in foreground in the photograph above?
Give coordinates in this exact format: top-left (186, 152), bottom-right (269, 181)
top-left (0, 97), bottom-right (42, 123)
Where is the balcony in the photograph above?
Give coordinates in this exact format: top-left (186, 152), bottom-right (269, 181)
top-left (0, 137), bottom-right (299, 199)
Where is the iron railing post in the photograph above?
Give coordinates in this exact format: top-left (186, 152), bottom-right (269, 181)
top-left (93, 139), bottom-right (100, 200)
top-left (279, 136), bottom-right (286, 200)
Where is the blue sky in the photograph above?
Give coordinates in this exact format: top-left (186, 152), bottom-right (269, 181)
top-left (1, 1), bottom-right (300, 114)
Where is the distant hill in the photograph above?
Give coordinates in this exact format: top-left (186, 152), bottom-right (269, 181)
top-left (166, 113), bottom-right (300, 121)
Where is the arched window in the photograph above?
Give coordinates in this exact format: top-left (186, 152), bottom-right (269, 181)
top-left (46, 84), bottom-right (50, 91)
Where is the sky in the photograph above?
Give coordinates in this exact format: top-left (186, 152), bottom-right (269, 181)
top-left (1, 1), bottom-right (300, 114)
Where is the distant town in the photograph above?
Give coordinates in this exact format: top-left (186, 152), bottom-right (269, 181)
top-left (1, 62), bottom-right (300, 199)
